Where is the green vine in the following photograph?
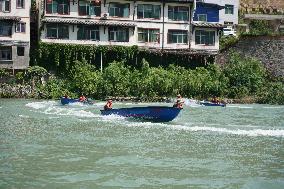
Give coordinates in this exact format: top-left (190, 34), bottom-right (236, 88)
top-left (32, 42), bottom-right (213, 75)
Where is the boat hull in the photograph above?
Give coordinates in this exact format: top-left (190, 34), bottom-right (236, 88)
top-left (100, 106), bottom-right (181, 122)
top-left (200, 101), bottom-right (226, 107)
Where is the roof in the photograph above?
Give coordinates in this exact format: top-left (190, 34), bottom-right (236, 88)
top-left (197, 2), bottom-right (225, 9)
top-left (0, 16), bottom-right (21, 22)
top-left (0, 40), bottom-right (29, 46)
top-left (192, 22), bottom-right (224, 28)
top-left (126, 0), bottom-right (194, 2)
top-left (42, 17), bottom-right (136, 27)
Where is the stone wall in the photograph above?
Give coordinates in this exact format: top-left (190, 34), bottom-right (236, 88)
top-left (216, 36), bottom-right (284, 77)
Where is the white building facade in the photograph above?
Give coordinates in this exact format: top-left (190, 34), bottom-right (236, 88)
top-left (38, 0), bottom-right (222, 54)
top-left (0, 0), bottom-right (31, 70)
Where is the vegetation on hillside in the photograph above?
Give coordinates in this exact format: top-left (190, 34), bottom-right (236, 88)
top-left (1, 51), bottom-right (283, 104)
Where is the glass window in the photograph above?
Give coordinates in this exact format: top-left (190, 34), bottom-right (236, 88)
top-left (109, 2), bottom-right (129, 17)
top-left (46, 0), bottom-right (69, 14)
top-left (16, 22), bottom-right (26, 33)
top-left (46, 24), bottom-right (69, 39)
top-left (168, 30), bottom-right (188, 44)
top-left (16, 0), bottom-right (24, 8)
top-left (197, 14), bottom-right (207, 22)
top-left (0, 47), bottom-right (12, 60)
top-left (168, 6), bottom-right (189, 21)
top-left (0, 21), bottom-right (12, 36)
top-left (77, 26), bottom-right (100, 41)
top-left (225, 4), bottom-right (234, 14)
top-left (17, 46), bottom-right (25, 56)
top-left (0, 0), bottom-right (10, 12)
top-left (78, 0), bottom-right (101, 16)
top-left (137, 4), bottom-right (161, 19)
top-left (109, 27), bottom-right (129, 42)
top-left (195, 30), bottom-right (215, 45)
top-left (138, 28), bottom-right (159, 43)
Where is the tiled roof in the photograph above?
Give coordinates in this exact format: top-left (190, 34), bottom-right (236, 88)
top-left (0, 16), bottom-right (21, 21)
top-left (42, 17), bottom-right (136, 27)
top-left (145, 48), bottom-right (219, 55)
top-left (192, 22), bottom-right (224, 28)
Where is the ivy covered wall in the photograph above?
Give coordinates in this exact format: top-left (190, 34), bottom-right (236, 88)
top-left (32, 43), bottom-right (215, 75)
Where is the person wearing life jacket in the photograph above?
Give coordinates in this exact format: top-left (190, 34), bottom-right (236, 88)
top-left (173, 94), bottom-right (184, 109)
top-left (211, 96), bottom-right (220, 104)
top-left (104, 99), bottom-right (113, 110)
top-left (79, 95), bottom-right (87, 102)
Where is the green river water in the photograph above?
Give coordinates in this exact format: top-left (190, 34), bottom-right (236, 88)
top-left (0, 99), bottom-right (283, 189)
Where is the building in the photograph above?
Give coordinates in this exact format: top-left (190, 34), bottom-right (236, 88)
top-left (37, 0), bottom-right (224, 55)
top-left (0, 0), bottom-right (31, 70)
top-left (239, 0), bottom-right (284, 34)
top-left (204, 0), bottom-right (239, 25)
top-left (192, 1), bottom-right (224, 52)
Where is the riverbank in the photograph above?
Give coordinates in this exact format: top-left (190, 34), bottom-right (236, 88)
top-left (0, 83), bottom-right (259, 105)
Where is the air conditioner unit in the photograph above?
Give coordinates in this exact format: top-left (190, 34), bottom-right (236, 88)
top-left (101, 13), bottom-right (109, 19)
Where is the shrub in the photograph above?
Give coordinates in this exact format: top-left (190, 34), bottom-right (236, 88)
top-left (257, 82), bottom-right (284, 104)
top-left (68, 59), bottom-right (102, 97)
top-left (223, 52), bottom-right (266, 98)
top-left (220, 36), bottom-right (239, 50)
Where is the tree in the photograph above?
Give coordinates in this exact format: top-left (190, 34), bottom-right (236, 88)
top-left (25, 66), bottom-right (48, 91)
top-left (68, 59), bottom-right (102, 96)
top-left (224, 52), bottom-right (266, 98)
top-left (102, 61), bottom-right (131, 97)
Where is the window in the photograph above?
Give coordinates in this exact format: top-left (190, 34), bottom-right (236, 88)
top-left (0, 21), bottom-right (12, 36)
top-left (224, 21), bottom-right (233, 25)
top-left (137, 4), bottom-right (161, 19)
top-left (280, 27), bottom-right (284, 34)
top-left (16, 0), bottom-right (24, 8)
top-left (138, 28), bottom-right (159, 43)
top-left (168, 6), bottom-right (189, 21)
top-left (46, 0), bottom-right (69, 14)
top-left (109, 27), bottom-right (129, 42)
top-left (195, 30), bottom-right (215, 45)
top-left (168, 30), bottom-right (188, 44)
top-left (109, 2), bottom-right (129, 17)
top-left (0, 0), bottom-right (10, 12)
top-left (15, 22), bottom-right (26, 33)
top-left (0, 47), bottom-right (12, 60)
top-left (225, 4), bottom-right (234, 14)
top-left (17, 46), bottom-right (25, 56)
top-left (46, 24), bottom-right (69, 39)
top-left (197, 14), bottom-right (207, 22)
top-left (77, 26), bottom-right (100, 41)
top-left (78, 0), bottom-right (101, 16)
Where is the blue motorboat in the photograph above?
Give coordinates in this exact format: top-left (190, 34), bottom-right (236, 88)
top-left (200, 101), bottom-right (226, 107)
top-left (100, 106), bottom-right (182, 122)
top-left (60, 97), bottom-right (93, 105)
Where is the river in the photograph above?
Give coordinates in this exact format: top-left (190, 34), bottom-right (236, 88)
top-left (0, 99), bottom-right (283, 188)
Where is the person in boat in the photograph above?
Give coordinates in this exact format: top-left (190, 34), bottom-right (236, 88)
top-left (79, 95), bottom-right (87, 102)
top-left (211, 96), bottom-right (220, 104)
top-left (64, 94), bottom-right (69, 99)
top-left (104, 99), bottom-right (113, 110)
top-left (173, 94), bottom-right (184, 109)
